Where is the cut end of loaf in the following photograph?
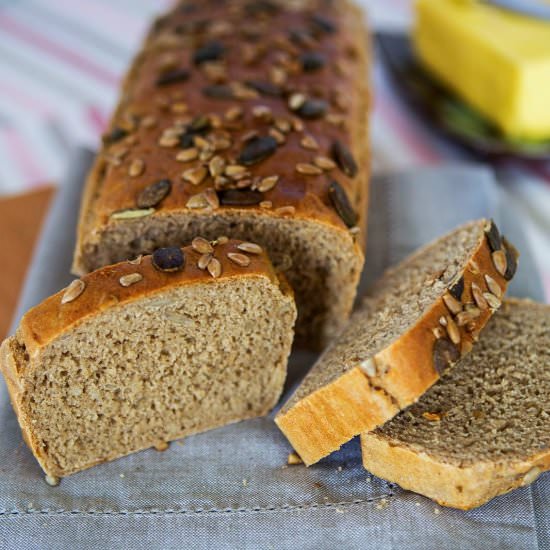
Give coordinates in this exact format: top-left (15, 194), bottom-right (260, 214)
top-left (2, 241), bottom-right (296, 478)
top-left (276, 219), bottom-right (517, 465)
top-left (361, 299), bottom-right (550, 509)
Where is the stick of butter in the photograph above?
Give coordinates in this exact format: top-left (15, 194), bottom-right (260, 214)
top-left (414, 0), bottom-right (550, 139)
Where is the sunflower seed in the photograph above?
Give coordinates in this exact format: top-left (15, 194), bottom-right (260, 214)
top-left (219, 189), bottom-right (263, 206)
top-left (471, 282), bottom-right (489, 311)
top-left (61, 279), bottom-right (86, 304)
top-left (456, 308), bottom-right (481, 326)
top-left (204, 188), bottom-right (220, 209)
top-left (275, 205), bottom-right (296, 216)
top-left (207, 257), bottom-right (222, 278)
top-left (432, 338), bottom-right (460, 374)
top-left (503, 239), bottom-right (518, 281)
top-left (484, 219), bottom-right (502, 252)
top-left (252, 105), bottom-right (273, 121)
top-left (194, 41), bottom-right (225, 65)
top-left (359, 357), bottom-right (377, 377)
top-left (197, 253), bottom-right (212, 270)
top-left (260, 200), bottom-right (272, 209)
top-left (331, 140), bottom-right (358, 177)
top-left (484, 274), bottom-right (502, 298)
top-left (269, 128), bottom-right (286, 144)
top-left (159, 134), bottom-right (180, 148)
top-left (225, 164), bottom-right (248, 177)
top-left (238, 136), bottom-right (278, 165)
top-left (186, 194), bottom-right (209, 209)
top-left (182, 166), bottom-right (208, 186)
top-left (301, 135), bottom-right (319, 150)
top-left (443, 293), bottom-right (462, 315)
top-left (492, 250), bottom-right (507, 277)
top-left (439, 316), bottom-right (448, 327)
top-left (225, 106), bottom-right (243, 121)
top-left (176, 148), bottom-right (199, 162)
top-left (137, 179), bottom-right (172, 208)
top-left (483, 292), bottom-right (501, 310)
top-left (128, 158), bottom-right (145, 177)
top-left (288, 93), bottom-right (306, 111)
top-left (300, 51), bottom-right (326, 72)
top-left (432, 327), bottom-right (445, 339)
top-left (156, 68), bottom-right (190, 86)
top-left (275, 117), bottom-right (292, 133)
top-left (296, 163), bottom-right (322, 175)
top-left (314, 156), bottom-right (336, 171)
top-left (152, 247), bottom-right (185, 272)
top-left (297, 99), bottom-right (328, 119)
top-left (119, 273), bottom-right (143, 287)
top-left (111, 208), bottom-right (155, 220)
top-left (445, 316), bottom-right (461, 344)
top-left (227, 252), bottom-right (251, 267)
top-left (192, 237), bottom-right (213, 254)
top-left (208, 156), bottom-right (226, 177)
top-left (237, 242), bottom-right (263, 255)
top-left (128, 255), bottom-right (143, 265)
top-left (328, 180), bottom-right (357, 228)
top-left (256, 175), bottom-right (279, 192)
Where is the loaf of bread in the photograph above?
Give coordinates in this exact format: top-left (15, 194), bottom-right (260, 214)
top-left (275, 219), bottom-right (518, 465)
top-left (361, 299), bottom-right (550, 510)
top-left (1, 239), bottom-right (296, 478)
top-left (71, 0), bottom-right (370, 349)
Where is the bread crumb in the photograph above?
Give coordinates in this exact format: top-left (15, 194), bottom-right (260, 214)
top-left (154, 441), bottom-right (169, 452)
top-left (119, 473), bottom-right (125, 479)
top-left (375, 498), bottom-right (389, 510)
top-left (335, 508), bottom-right (345, 514)
top-left (337, 466), bottom-right (343, 472)
top-left (44, 475), bottom-right (60, 487)
top-left (287, 452), bottom-right (303, 465)
top-left (242, 478), bottom-right (248, 487)
top-left (434, 507), bottom-right (441, 515)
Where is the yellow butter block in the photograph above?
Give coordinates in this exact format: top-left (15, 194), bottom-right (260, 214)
top-left (414, 0), bottom-right (550, 139)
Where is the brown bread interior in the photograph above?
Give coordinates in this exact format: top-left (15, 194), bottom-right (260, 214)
top-left (371, 299), bottom-right (550, 465)
top-left (11, 276), bottom-right (295, 477)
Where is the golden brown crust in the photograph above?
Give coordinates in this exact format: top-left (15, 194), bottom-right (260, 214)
top-left (361, 432), bottom-right (550, 510)
top-left (275, 222), bottom-right (513, 465)
top-left (20, 239), bottom-right (283, 358)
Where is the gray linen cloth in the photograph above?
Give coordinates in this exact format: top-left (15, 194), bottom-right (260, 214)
top-left (0, 150), bottom-right (547, 549)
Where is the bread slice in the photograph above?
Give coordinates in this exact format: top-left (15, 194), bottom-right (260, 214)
top-left (71, 0), bottom-right (370, 350)
top-left (275, 219), bottom-right (518, 465)
top-left (361, 299), bottom-right (550, 510)
top-left (1, 239), bottom-right (296, 478)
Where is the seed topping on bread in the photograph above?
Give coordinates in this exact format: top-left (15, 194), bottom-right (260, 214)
top-left (152, 247), bottom-right (185, 272)
top-left (137, 179), bottom-right (172, 208)
top-left (61, 279), bottom-right (86, 304)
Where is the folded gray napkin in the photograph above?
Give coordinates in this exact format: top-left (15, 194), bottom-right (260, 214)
top-left (1, 150), bottom-right (547, 549)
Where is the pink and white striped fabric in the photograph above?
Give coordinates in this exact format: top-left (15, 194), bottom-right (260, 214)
top-left (0, 0), bottom-right (549, 299)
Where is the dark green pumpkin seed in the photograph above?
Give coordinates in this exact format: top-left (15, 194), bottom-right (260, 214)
top-left (238, 136), bottom-right (278, 165)
top-left (485, 219), bottom-right (502, 252)
top-left (300, 52), bottom-right (326, 72)
top-left (433, 338), bottom-right (460, 374)
top-left (137, 179), bottom-right (172, 208)
top-left (194, 41), bottom-right (225, 65)
top-left (331, 140), bottom-right (358, 177)
top-left (328, 180), bottom-right (357, 227)
top-left (156, 69), bottom-right (190, 86)
top-left (180, 115), bottom-right (211, 148)
top-left (152, 247), bottom-right (185, 272)
top-left (311, 14), bottom-right (337, 34)
top-left (103, 127), bottom-right (128, 145)
top-left (503, 238), bottom-right (518, 281)
top-left (245, 80), bottom-right (283, 97)
top-left (297, 99), bottom-right (328, 119)
top-left (219, 189), bottom-right (264, 206)
top-left (244, 0), bottom-right (280, 15)
top-left (449, 276), bottom-right (464, 301)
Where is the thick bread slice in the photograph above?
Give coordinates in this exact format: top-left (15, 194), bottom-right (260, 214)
top-left (275, 219), bottom-right (518, 465)
top-left (361, 299), bottom-right (550, 510)
top-left (1, 239), bottom-right (296, 478)
top-left (71, 0), bottom-right (370, 349)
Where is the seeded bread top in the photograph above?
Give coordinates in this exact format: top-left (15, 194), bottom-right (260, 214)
top-left (17, 239), bottom-right (288, 359)
top-left (81, 0), bottom-right (368, 242)
top-left (372, 299), bottom-right (550, 466)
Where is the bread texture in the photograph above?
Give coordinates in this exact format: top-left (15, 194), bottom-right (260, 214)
top-left (1, 239), bottom-right (296, 478)
top-left (71, 0), bottom-right (370, 349)
top-left (361, 299), bottom-right (550, 510)
top-left (275, 219), bottom-right (518, 465)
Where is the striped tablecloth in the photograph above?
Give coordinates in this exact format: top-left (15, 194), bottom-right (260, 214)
top-left (0, 0), bottom-right (548, 300)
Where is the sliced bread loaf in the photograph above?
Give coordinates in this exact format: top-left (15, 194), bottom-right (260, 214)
top-left (361, 299), bottom-right (550, 510)
top-left (275, 219), bottom-right (518, 465)
top-left (1, 239), bottom-right (296, 478)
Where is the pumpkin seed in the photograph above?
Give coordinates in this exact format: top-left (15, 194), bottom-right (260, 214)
top-left (156, 68), bottom-right (190, 86)
top-left (219, 189), bottom-right (264, 206)
top-left (245, 80), bottom-right (283, 97)
top-left (238, 136), bottom-right (278, 165)
top-left (102, 127), bottom-right (127, 145)
top-left (331, 140), bottom-right (358, 177)
top-left (202, 85), bottom-right (234, 99)
top-left (194, 41), bottom-right (225, 65)
top-left (503, 239), bottom-right (518, 281)
top-left (311, 14), bottom-right (337, 34)
top-left (328, 180), bottom-right (357, 227)
top-left (137, 179), bottom-right (172, 208)
top-left (449, 276), bottom-right (464, 301)
top-left (484, 219), bottom-right (502, 252)
top-left (300, 51), bottom-right (326, 72)
top-left (152, 247), bottom-right (185, 272)
top-left (297, 99), bottom-right (328, 119)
